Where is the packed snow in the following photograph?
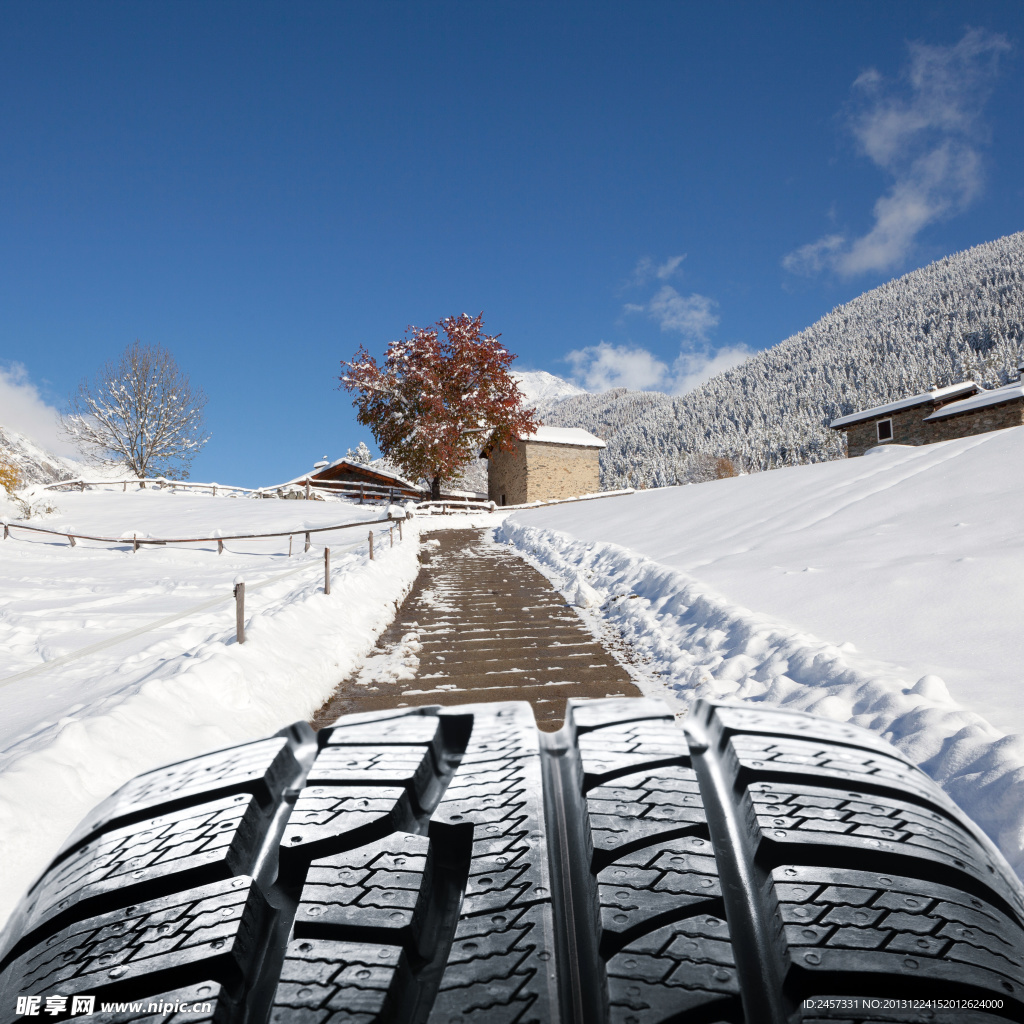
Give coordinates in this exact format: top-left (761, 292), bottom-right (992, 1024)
top-left (499, 427), bottom-right (1024, 879)
top-left (0, 485), bottom-right (421, 928)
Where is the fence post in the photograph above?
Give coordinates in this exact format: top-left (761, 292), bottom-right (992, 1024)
top-left (324, 547), bottom-right (331, 595)
top-left (212, 484), bottom-right (217, 497)
top-left (288, 535), bottom-right (293, 557)
top-left (304, 531), bottom-right (311, 553)
top-left (234, 581), bottom-right (245, 644)
top-left (68, 534), bottom-right (76, 547)
top-left (368, 531), bottom-right (374, 560)
top-left (3, 523), bottom-right (7, 540)
top-left (390, 527), bottom-right (393, 548)
top-left (359, 486), bottom-right (364, 505)
top-left (218, 539), bottom-right (224, 555)
top-left (122, 481), bottom-right (126, 492)
top-left (305, 479), bottom-right (311, 500)
top-left (397, 519), bottom-right (402, 541)
top-left (133, 533), bottom-right (138, 553)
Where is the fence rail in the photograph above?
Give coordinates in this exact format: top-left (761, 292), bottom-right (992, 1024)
top-left (1, 513), bottom-right (404, 548)
top-left (40, 475), bottom-right (427, 502)
top-left (41, 477), bottom-right (264, 496)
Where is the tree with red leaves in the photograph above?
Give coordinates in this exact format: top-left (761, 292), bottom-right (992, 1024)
top-left (339, 313), bottom-right (539, 500)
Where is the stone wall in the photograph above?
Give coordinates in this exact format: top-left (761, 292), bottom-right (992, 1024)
top-left (487, 441), bottom-right (529, 505)
top-left (487, 441), bottom-right (601, 504)
top-left (843, 398), bottom-right (1024, 457)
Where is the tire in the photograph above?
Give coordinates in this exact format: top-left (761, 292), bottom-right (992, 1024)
top-left (1, 698), bottom-right (1023, 1024)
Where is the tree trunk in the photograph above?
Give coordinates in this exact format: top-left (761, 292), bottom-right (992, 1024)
top-left (430, 476), bottom-right (442, 501)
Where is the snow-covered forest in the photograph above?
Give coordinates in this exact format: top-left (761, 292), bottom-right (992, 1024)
top-left (540, 231), bottom-right (1024, 488)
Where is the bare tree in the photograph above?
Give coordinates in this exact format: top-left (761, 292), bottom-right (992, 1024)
top-left (62, 342), bottom-right (210, 479)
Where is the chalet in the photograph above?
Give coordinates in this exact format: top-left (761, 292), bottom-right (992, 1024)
top-left (284, 458), bottom-right (425, 501)
top-left (482, 426), bottom-right (606, 505)
top-left (830, 372), bottom-right (1024, 457)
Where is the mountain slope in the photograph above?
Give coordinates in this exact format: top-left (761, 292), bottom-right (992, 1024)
top-left (544, 231), bottom-right (1024, 487)
top-left (0, 425), bottom-right (80, 487)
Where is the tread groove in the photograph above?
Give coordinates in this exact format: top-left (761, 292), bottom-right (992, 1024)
top-left (686, 704), bottom-right (791, 1024)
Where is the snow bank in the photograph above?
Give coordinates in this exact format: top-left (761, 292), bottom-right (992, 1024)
top-left (0, 490), bottom-right (421, 928)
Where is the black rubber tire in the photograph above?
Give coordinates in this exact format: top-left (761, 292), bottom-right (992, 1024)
top-left (1, 698), bottom-right (1023, 1024)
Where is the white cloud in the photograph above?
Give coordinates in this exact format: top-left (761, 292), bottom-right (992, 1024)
top-left (0, 363), bottom-right (77, 455)
top-left (630, 254), bottom-right (686, 285)
top-left (782, 234), bottom-right (845, 275)
top-left (646, 286), bottom-right (720, 340)
top-left (565, 340), bottom-right (751, 396)
top-left (565, 342), bottom-right (670, 392)
top-left (671, 345), bottom-right (753, 395)
top-left (785, 28), bottom-right (1010, 277)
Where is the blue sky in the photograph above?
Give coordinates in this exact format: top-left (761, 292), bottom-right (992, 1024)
top-left (1, 1), bottom-right (1022, 486)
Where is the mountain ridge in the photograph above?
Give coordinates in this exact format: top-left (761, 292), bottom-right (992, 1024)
top-left (540, 231), bottom-right (1024, 487)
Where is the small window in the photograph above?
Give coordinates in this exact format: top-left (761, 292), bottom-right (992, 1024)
top-left (877, 418), bottom-right (893, 441)
top-left (501, 494), bottom-right (506, 506)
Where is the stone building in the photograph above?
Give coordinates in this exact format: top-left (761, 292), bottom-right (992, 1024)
top-left (483, 426), bottom-right (606, 505)
top-left (830, 378), bottom-right (1024, 457)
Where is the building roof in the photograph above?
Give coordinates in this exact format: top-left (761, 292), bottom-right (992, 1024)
top-left (519, 425), bottom-right (607, 448)
top-left (829, 381), bottom-right (980, 429)
top-left (282, 458), bottom-right (422, 492)
top-left (924, 381), bottom-right (1024, 420)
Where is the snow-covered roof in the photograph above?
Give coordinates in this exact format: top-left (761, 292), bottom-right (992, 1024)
top-left (280, 458), bottom-right (421, 491)
top-left (829, 381), bottom-right (980, 429)
top-left (924, 382), bottom-right (1024, 420)
top-left (519, 426), bottom-right (607, 448)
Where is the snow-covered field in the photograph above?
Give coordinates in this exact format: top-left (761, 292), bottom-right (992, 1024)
top-left (0, 486), bottom-right (421, 928)
top-left (499, 427), bottom-right (1024, 880)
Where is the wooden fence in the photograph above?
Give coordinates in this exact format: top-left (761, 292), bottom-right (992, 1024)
top-left (1, 512), bottom-right (407, 553)
top-left (40, 475), bottom-right (425, 504)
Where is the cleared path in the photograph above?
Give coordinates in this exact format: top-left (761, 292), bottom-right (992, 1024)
top-left (311, 527), bottom-right (641, 730)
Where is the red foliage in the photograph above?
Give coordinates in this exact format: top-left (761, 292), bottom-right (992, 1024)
top-left (339, 313), bottom-right (539, 499)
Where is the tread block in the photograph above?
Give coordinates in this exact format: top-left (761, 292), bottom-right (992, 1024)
top-left (427, 906), bottom-right (553, 1024)
top-left (0, 878), bottom-right (264, 1024)
top-left (578, 720), bottom-right (691, 790)
top-left (750, 780), bottom-right (1024, 918)
top-left (270, 937), bottom-right (406, 1024)
top-left (323, 715), bottom-right (443, 763)
top-left (432, 710), bottom-right (549, 917)
top-left (428, 707), bottom-right (556, 1024)
top-left (597, 836), bottom-right (722, 951)
top-left (606, 916), bottom-right (739, 1024)
top-left (20, 796), bottom-right (266, 938)
top-left (281, 787), bottom-right (413, 866)
top-left (587, 766), bottom-right (708, 865)
top-left (295, 833), bottom-right (432, 953)
top-left (714, 705), bottom-right (912, 761)
top-left (773, 866), bottom-right (1024, 1007)
top-left (569, 698), bottom-right (674, 735)
top-left (307, 745), bottom-right (435, 794)
top-left (728, 734), bottom-right (940, 810)
top-left (61, 738), bottom-right (296, 854)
